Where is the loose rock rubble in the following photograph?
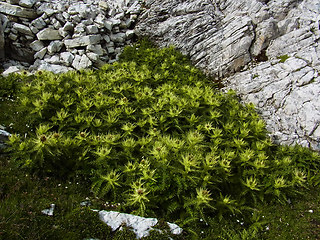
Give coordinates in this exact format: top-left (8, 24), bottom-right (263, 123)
top-left (0, 0), bottom-right (142, 73)
top-left (135, 0), bottom-right (320, 151)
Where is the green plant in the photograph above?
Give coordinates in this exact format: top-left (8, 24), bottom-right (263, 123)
top-left (277, 54), bottom-right (290, 63)
top-left (6, 40), bottom-right (320, 234)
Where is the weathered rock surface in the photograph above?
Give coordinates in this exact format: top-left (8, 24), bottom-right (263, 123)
top-left (135, 0), bottom-right (320, 150)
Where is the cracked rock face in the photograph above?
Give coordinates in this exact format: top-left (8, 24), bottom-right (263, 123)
top-left (136, 0), bottom-right (320, 151)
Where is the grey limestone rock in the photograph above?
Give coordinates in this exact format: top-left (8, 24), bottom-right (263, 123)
top-left (34, 47), bottom-right (47, 59)
top-left (36, 28), bottom-right (62, 40)
top-left (64, 35), bottom-right (101, 48)
top-left (2, 65), bottom-right (20, 76)
top-left (31, 16), bottom-right (47, 30)
top-left (60, 21), bottom-right (74, 33)
top-left (0, 1), bottom-right (38, 19)
top-left (86, 25), bottom-right (99, 34)
top-left (36, 61), bottom-right (72, 74)
top-left (19, 0), bottom-right (37, 8)
top-left (12, 22), bottom-right (34, 36)
top-left (86, 52), bottom-right (99, 62)
top-left (60, 52), bottom-right (74, 66)
top-left (99, 1), bottom-right (109, 11)
top-left (47, 40), bottom-right (64, 54)
top-left (135, 0), bottom-right (255, 78)
top-left (1, 0), bottom-right (141, 79)
top-left (72, 54), bottom-right (92, 70)
top-left (30, 39), bottom-right (44, 51)
top-left (110, 32), bottom-right (126, 43)
top-left (44, 55), bottom-right (60, 64)
top-left (87, 44), bottom-right (104, 56)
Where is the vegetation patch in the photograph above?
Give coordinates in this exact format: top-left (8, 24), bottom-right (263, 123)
top-left (1, 40), bottom-right (320, 238)
top-left (277, 54), bottom-right (290, 63)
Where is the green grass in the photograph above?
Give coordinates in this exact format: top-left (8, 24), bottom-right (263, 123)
top-left (1, 153), bottom-right (319, 239)
top-left (259, 187), bottom-right (320, 239)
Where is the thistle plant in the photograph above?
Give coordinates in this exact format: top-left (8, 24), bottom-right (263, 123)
top-left (6, 39), bottom-right (320, 231)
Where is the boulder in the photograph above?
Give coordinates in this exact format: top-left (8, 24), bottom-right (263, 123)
top-left (135, 0), bottom-right (255, 77)
top-left (31, 17), bottom-right (47, 30)
top-left (86, 44), bottom-right (104, 56)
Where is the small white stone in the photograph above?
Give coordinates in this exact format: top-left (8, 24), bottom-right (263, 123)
top-left (41, 204), bottom-right (55, 216)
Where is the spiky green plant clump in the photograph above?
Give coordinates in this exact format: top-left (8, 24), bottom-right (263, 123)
top-left (7, 40), bottom-right (320, 231)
